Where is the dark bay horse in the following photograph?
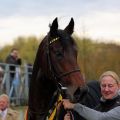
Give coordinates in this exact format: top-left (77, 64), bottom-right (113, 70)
top-left (27, 18), bottom-right (101, 120)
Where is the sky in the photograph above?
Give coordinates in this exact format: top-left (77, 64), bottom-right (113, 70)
top-left (0, 0), bottom-right (120, 47)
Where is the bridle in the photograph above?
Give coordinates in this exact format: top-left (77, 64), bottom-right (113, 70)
top-left (47, 35), bottom-right (80, 82)
top-left (45, 35), bottom-right (80, 120)
top-left (28, 35), bottom-right (80, 120)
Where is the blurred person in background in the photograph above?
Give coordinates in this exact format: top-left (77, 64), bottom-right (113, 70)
top-left (0, 66), bottom-right (4, 94)
top-left (0, 66), bottom-right (4, 85)
top-left (5, 48), bottom-right (22, 88)
top-left (0, 94), bottom-right (19, 120)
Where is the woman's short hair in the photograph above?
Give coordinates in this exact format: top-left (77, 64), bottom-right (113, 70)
top-left (99, 71), bottom-right (120, 84)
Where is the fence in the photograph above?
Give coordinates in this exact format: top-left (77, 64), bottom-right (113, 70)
top-left (0, 63), bottom-right (32, 106)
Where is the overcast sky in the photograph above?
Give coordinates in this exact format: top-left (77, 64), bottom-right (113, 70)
top-left (0, 0), bottom-right (120, 47)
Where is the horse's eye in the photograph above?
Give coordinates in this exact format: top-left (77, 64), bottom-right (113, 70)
top-left (55, 49), bottom-right (64, 60)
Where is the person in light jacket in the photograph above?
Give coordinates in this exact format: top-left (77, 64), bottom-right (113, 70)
top-left (0, 94), bottom-right (19, 120)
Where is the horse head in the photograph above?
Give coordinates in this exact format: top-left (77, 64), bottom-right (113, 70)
top-left (45, 18), bottom-right (85, 97)
top-left (28, 18), bottom-right (85, 120)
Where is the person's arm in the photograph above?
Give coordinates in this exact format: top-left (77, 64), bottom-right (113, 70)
top-left (62, 99), bottom-right (120, 120)
top-left (73, 103), bottom-right (120, 120)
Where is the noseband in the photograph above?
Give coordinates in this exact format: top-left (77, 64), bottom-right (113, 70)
top-left (58, 69), bottom-right (80, 78)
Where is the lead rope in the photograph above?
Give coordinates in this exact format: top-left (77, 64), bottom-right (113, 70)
top-left (68, 110), bottom-right (74, 120)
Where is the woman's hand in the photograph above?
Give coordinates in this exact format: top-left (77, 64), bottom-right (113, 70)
top-left (62, 99), bottom-right (75, 110)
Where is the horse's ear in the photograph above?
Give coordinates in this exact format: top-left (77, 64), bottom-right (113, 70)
top-left (50, 17), bottom-right (58, 36)
top-left (64, 18), bottom-right (74, 35)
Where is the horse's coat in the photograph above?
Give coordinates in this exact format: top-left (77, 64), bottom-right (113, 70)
top-left (27, 18), bottom-right (101, 120)
top-left (27, 17), bottom-right (85, 120)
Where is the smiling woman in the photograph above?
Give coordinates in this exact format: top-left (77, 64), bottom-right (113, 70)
top-left (63, 70), bottom-right (120, 120)
top-left (99, 71), bottom-right (120, 101)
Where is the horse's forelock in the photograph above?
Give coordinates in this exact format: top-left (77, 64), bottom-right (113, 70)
top-left (56, 30), bottom-right (75, 47)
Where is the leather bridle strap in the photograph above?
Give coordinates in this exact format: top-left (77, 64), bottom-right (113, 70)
top-left (58, 69), bottom-right (80, 78)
